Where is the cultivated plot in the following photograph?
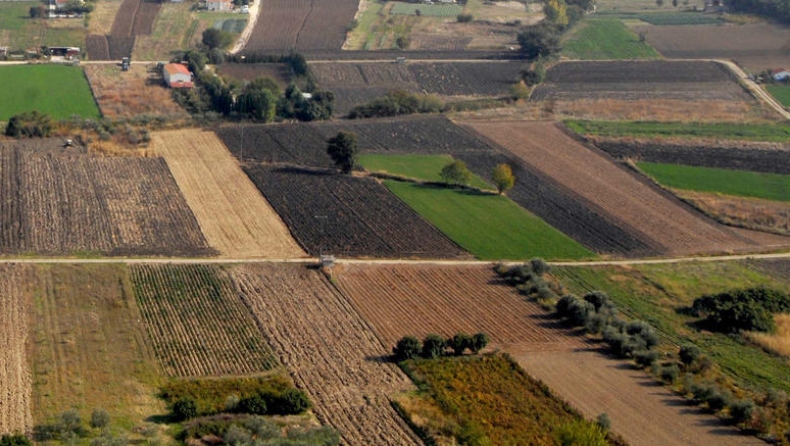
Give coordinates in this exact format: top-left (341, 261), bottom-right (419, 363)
top-left (0, 65), bottom-right (100, 120)
top-left (86, 0), bottom-right (161, 59)
top-left (230, 263), bottom-right (421, 446)
top-left (151, 130), bottom-right (305, 259)
top-left (0, 265), bottom-right (33, 435)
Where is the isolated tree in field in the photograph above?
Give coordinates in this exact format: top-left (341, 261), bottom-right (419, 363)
top-left (89, 408), bottom-right (110, 431)
top-left (440, 160), bottom-right (472, 186)
top-left (491, 163), bottom-right (515, 194)
top-left (393, 336), bottom-right (422, 361)
top-left (517, 24), bottom-right (561, 60)
top-left (326, 131), bottom-right (358, 174)
top-left (202, 28), bottom-right (234, 50)
top-left (29, 5), bottom-right (46, 18)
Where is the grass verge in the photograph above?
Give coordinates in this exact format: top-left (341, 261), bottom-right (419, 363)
top-left (766, 84), bottom-right (790, 108)
top-left (565, 120), bottom-right (790, 142)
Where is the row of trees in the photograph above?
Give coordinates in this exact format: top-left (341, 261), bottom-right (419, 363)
top-left (392, 333), bottom-right (490, 361)
top-left (439, 160), bottom-right (515, 194)
top-left (171, 388), bottom-right (312, 422)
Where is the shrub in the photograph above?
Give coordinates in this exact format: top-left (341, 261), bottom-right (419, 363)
top-left (422, 334), bottom-right (447, 359)
top-left (393, 336), bottom-right (422, 361)
top-left (705, 390), bottom-right (731, 413)
top-left (556, 294), bottom-right (578, 318)
top-left (530, 258), bottom-right (550, 277)
top-left (729, 399), bottom-right (755, 425)
top-left (659, 364), bottom-right (680, 383)
top-left (90, 408), bottom-right (110, 430)
top-left (583, 291), bottom-right (611, 312)
top-left (596, 413), bottom-right (611, 431)
top-left (0, 435), bottom-right (32, 446)
top-left (440, 160), bottom-right (473, 186)
top-left (172, 398), bottom-right (198, 421)
top-left (634, 350), bottom-right (659, 368)
top-left (237, 395), bottom-right (267, 415)
top-left (678, 344), bottom-right (701, 367)
top-left (691, 287), bottom-right (790, 333)
top-left (626, 320), bottom-right (659, 349)
top-left (568, 299), bottom-right (595, 327)
top-left (448, 333), bottom-right (472, 356)
top-left (457, 13), bottom-right (473, 22)
top-left (276, 388), bottom-right (311, 414)
top-left (470, 333), bottom-right (490, 354)
top-left (5, 111), bottom-right (52, 138)
top-left (223, 424), bottom-right (252, 446)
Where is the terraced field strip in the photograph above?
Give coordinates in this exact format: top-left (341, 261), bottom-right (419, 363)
top-left (333, 263), bottom-right (583, 353)
top-left (0, 265), bottom-right (32, 435)
top-left (131, 264), bottom-right (278, 377)
top-left (230, 263), bottom-right (421, 446)
top-left (516, 350), bottom-right (764, 446)
top-left (463, 120), bottom-right (790, 256)
top-left (151, 130), bottom-right (304, 259)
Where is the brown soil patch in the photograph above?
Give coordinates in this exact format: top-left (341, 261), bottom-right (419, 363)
top-left (150, 130), bottom-right (305, 259)
top-left (676, 190), bottom-right (790, 236)
top-left (332, 263), bottom-right (581, 353)
top-left (461, 120), bottom-right (790, 256)
top-left (83, 64), bottom-right (187, 120)
top-left (231, 263), bottom-right (421, 446)
top-left (516, 349), bottom-right (764, 446)
top-left (88, 0), bottom-right (125, 35)
top-left (0, 265), bottom-right (33, 435)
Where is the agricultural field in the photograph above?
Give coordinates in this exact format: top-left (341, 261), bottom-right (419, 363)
top-left (310, 61), bottom-right (524, 115)
top-left (0, 2), bottom-right (85, 51)
top-left (28, 264), bottom-right (163, 430)
top-left (562, 19), bottom-right (661, 60)
top-left (390, 2), bottom-right (463, 16)
top-left (766, 84), bottom-right (790, 108)
top-left (242, 164), bottom-right (467, 258)
top-left (637, 162), bottom-right (790, 202)
top-left (383, 181), bottom-right (595, 260)
top-left (359, 153), bottom-right (492, 189)
top-left (86, 0), bottom-right (162, 59)
top-left (243, 0), bottom-right (359, 52)
top-left (461, 120), bottom-right (790, 256)
top-left (230, 263), bottom-right (421, 446)
top-left (0, 140), bottom-right (213, 256)
top-left (215, 63), bottom-right (292, 88)
top-left (675, 191), bottom-right (790, 235)
top-left (0, 265), bottom-right (33, 435)
top-left (131, 265), bottom-right (278, 377)
top-left (0, 65), bottom-right (99, 120)
top-left (570, 120), bottom-right (790, 142)
top-left (599, 11), bottom-right (724, 25)
top-left (83, 64), bottom-right (188, 120)
top-left (150, 130), bottom-right (305, 259)
top-left (131, 1), bottom-right (193, 60)
top-left (636, 23), bottom-right (790, 72)
top-left (332, 263), bottom-right (582, 352)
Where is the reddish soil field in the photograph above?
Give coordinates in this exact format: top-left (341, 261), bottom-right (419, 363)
top-left (242, 164), bottom-right (467, 258)
top-left (243, 0), bottom-right (359, 52)
top-left (516, 349), bottom-right (764, 446)
top-left (0, 265), bottom-right (33, 435)
top-left (593, 138), bottom-right (790, 174)
top-left (230, 263), bottom-right (421, 446)
top-left (87, 0), bottom-right (161, 59)
top-left (532, 61), bottom-right (753, 102)
top-left (0, 140), bottom-right (212, 256)
top-left (333, 263), bottom-right (581, 353)
top-left (636, 23), bottom-right (790, 72)
top-left (131, 265), bottom-right (278, 377)
top-left (461, 120), bottom-right (790, 256)
top-left (310, 61), bottom-right (523, 114)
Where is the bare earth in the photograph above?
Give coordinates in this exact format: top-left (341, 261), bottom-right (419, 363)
top-left (461, 120), bottom-right (790, 256)
top-left (0, 265), bottom-right (32, 435)
top-left (151, 130), bottom-right (305, 259)
top-left (230, 264), bottom-right (421, 446)
top-left (516, 349), bottom-right (764, 446)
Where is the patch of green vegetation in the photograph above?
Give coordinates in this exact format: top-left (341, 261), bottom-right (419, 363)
top-left (0, 65), bottom-right (100, 120)
top-left (0, 2), bottom-right (35, 31)
top-left (597, 11), bottom-right (723, 25)
top-left (159, 375), bottom-right (297, 415)
top-left (552, 262), bottom-right (790, 392)
top-left (562, 19), bottom-right (660, 60)
top-left (213, 18), bottom-right (247, 33)
top-left (565, 120), bottom-right (790, 142)
top-left (384, 181), bottom-right (595, 260)
top-left (45, 27), bottom-right (87, 48)
top-left (359, 154), bottom-right (492, 189)
top-left (401, 354), bottom-right (610, 445)
top-left (390, 1), bottom-right (463, 16)
top-left (766, 84), bottom-right (790, 107)
top-left (0, 2), bottom-right (85, 50)
top-left (637, 162), bottom-right (790, 202)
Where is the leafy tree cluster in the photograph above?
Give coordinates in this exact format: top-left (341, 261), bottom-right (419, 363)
top-left (439, 159), bottom-right (472, 186)
top-left (326, 131), bottom-right (357, 174)
top-left (181, 415), bottom-right (340, 446)
top-left (517, 23), bottom-right (562, 60)
top-left (690, 287), bottom-right (790, 333)
top-left (348, 90), bottom-right (444, 119)
top-left (32, 409), bottom-right (110, 442)
top-left (727, 0), bottom-right (790, 23)
top-left (0, 435), bottom-right (32, 446)
top-left (171, 387), bottom-right (312, 422)
top-left (494, 258), bottom-right (554, 302)
top-left (5, 111), bottom-right (52, 138)
top-left (393, 333), bottom-right (490, 361)
top-left (201, 28), bottom-right (235, 51)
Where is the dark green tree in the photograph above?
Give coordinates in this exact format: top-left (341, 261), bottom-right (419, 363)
top-left (517, 25), bottom-right (561, 60)
top-left (5, 111), bottom-right (52, 138)
top-left (421, 334), bottom-right (447, 359)
top-left (0, 434), bottom-right (32, 446)
top-left (470, 333), bottom-right (489, 353)
top-left (393, 336), bottom-right (422, 361)
top-left (202, 28), bottom-right (234, 50)
top-left (172, 398), bottom-right (198, 421)
top-left (448, 333), bottom-right (472, 356)
top-left (89, 408), bottom-right (110, 430)
top-left (326, 131), bottom-right (358, 174)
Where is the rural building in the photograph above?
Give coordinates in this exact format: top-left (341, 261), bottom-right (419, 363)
top-left (163, 63), bottom-right (193, 88)
top-left (771, 68), bottom-right (790, 82)
top-left (206, 0), bottom-right (232, 10)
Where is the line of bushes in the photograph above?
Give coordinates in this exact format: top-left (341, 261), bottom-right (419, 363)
top-left (180, 414), bottom-right (339, 446)
top-left (392, 333), bottom-right (490, 361)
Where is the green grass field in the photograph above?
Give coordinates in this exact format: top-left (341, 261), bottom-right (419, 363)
top-left (562, 19), bottom-right (661, 60)
top-left (0, 2), bottom-right (85, 50)
top-left (552, 262), bottom-right (790, 391)
top-left (565, 120), bottom-right (790, 142)
top-left (638, 162), bottom-right (790, 202)
top-left (766, 84), bottom-right (790, 107)
top-left (596, 11), bottom-right (723, 25)
top-left (359, 154), bottom-right (493, 190)
top-left (390, 1), bottom-right (463, 16)
top-left (384, 181), bottom-right (594, 260)
top-left (0, 65), bottom-right (100, 120)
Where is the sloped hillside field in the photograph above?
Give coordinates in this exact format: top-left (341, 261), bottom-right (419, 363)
top-left (230, 263), bottom-right (421, 446)
top-left (0, 141), bottom-right (213, 256)
top-left (242, 164), bottom-right (466, 258)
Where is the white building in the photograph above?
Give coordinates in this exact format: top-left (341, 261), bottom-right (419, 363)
top-left (163, 63), bottom-right (193, 88)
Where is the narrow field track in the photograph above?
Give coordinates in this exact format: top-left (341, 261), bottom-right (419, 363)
top-left (151, 130), bottom-right (305, 259)
top-left (230, 264), bottom-right (421, 446)
top-left (0, 265), bottom-right (33, 435)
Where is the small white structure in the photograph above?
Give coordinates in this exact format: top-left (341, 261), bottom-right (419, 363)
top-left (206, 0), bottom-right (232, 11)
top-left (163, 63), bottom-right (193, 88)
top-left (771, 69), bottom-right (790, 82)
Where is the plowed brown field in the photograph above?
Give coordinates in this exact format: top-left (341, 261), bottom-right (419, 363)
top-left (516, 350), bottom-right (764, 446)
top-left (230, 264), bottom-right (421, 446)
top-left (332, 263), bottom-right (580, 353)
top-left (462, 121), bottom-right (790, 256)
top-left (0, 265), bottom-right (32, 435)
top-left (151, 130), bottom-right (304, 259)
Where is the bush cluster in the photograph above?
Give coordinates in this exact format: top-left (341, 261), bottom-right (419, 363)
top-left (690, 287), bottom-right (790, 333)
top-left (32, 409), bottom-right (110, 442)
top-left (348, 90), bottom-right (444, 119)
top-left (393, 333), bottom-right (489, 361)
top-left (181, 415), bottom-right (340, 446)
top-left (170, 388), bottom-right (311, 422)
top-left (494, 258), bottom-right (553, 302)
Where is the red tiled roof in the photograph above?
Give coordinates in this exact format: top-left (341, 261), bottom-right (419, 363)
top-left (164, 63), bottom-right (190, 75)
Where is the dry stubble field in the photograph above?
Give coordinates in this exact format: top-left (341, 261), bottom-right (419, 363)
top-left (0, 265), bottom-right (33, 435)
top-left (151, 130), bottom-right (304, 259)
top-left (462, 120), bottom-right (790, 256)
top-left (230, 263), bottom-right (421, 446)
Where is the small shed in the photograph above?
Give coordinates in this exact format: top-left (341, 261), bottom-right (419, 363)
top-left (163, 63), bottom-right (193, 88)
top-left (771, 68), bottom-right (790, 82)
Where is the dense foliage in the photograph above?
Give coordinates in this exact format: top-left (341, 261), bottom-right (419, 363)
top-left (4, 111), bottom-right (52, 138)
top-left (727, 0), bottom-right (790, 23)
top-left (181, 415), bottom-right (340, 446)
top-left (326, 131), bottom-right (358, 174)
top-left (348, 90), bottom-right (443, 118)
top-left (392, 333), bottom-right (489, 361)
top-left (690, 287), bottom-right (790, 333)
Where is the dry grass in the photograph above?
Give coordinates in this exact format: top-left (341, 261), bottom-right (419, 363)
top-left (677, 190), bottom-right (790, 236)
top-left (535, 98), bottom-right (774, 122)
top-left (747, 314), bottom-right (790, 357)
top-left (88, 0), bottom-right (125, 35)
